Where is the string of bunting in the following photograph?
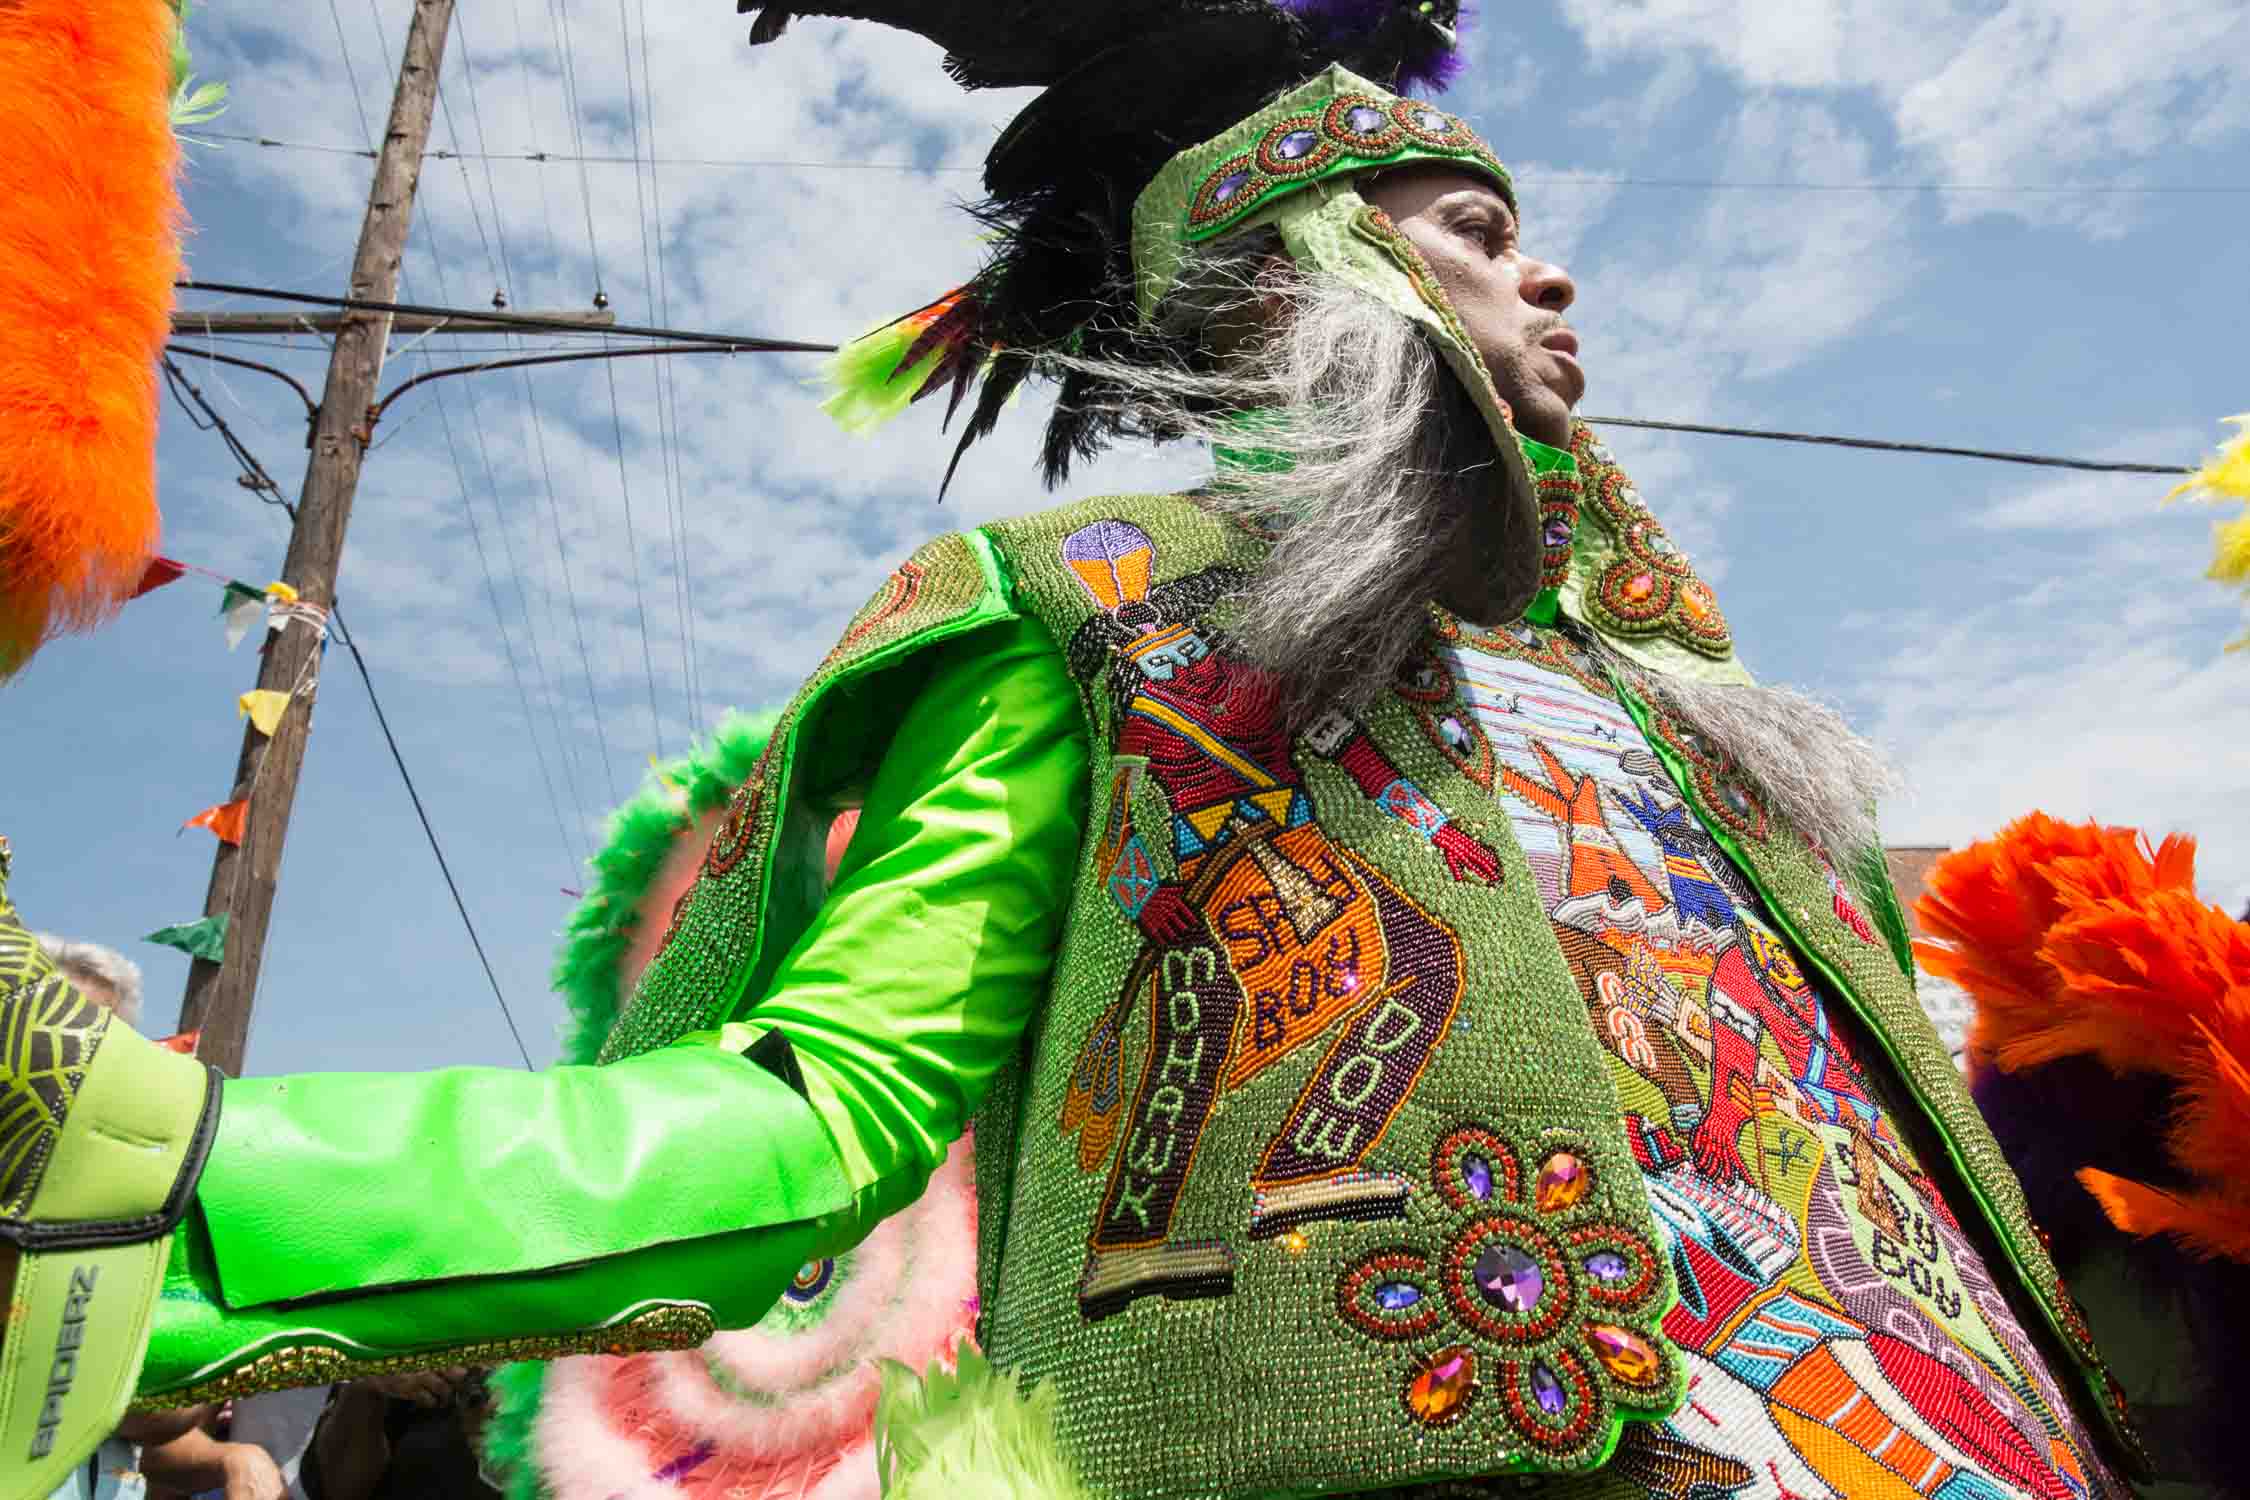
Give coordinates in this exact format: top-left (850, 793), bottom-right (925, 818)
top-left (137, 558), bottom-right (332, 967)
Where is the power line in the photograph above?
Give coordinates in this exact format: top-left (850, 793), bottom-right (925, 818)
top-left (1578, 415), bottom-right (2190, 475)
top-left (621, 0), bottom-right (702, 731)
top-left (174, 279), bottom-right (833, 350)
top-left (342, 0), bottom-right (593, 877)
top-left (173, 279), bottom-right (2198, 476)
top-left (193, 129), bottom-right (2250, 196)
top-left (159, 356), bottom-right (536, 1071)
top-left (447, 1), bottom-right (606, 845)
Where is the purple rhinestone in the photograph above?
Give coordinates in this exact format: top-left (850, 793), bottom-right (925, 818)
top-left (1213, 169), bottom-right (1251, 204)
top-left (1439, 716), bottom-right (1471, 752)
top-left (1585, 1250), bottom-right (1632, 1282)
top-left (1346, 105), bottom-right (1386, 134)
top-left (1532, 1362), bottom-right (1567, 1415)
top-left (1544, 518), bottom-right (1573, 547)
top-left (1274, 129), bottom-right (1321, 162)
top-left (1463, 1154), bottom-right (1494, 1200)
top-left (1414, 108), bottom-right (1449, 133)
top-left (1473, 1244), bottom-right (1545, 1313)
top-left (1375, 1281), bottom-right (1424, 1311)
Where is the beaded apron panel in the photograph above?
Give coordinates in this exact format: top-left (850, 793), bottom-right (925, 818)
top-left (975, 495), bottom-right (1684, 1498)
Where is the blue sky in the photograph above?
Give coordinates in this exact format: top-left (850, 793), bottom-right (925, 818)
top-left (8, 0), bottom-right (2246, 1076)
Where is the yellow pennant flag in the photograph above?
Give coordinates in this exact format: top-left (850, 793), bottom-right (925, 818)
top-left (238, 689), bottom-right (291, 736)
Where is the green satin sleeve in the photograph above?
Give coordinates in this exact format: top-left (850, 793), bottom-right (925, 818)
top-left (716, 611), bottom-right (1091, 1232)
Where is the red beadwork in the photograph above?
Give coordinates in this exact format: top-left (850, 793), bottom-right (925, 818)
top-left (1565, 1223), bottom-right (1659, 1305)
top-left (1500, 1349), bottom-right (1602, 1453)
top-left (703, 781), bottom-right (762, 876)
top-left (1255, 113), bottom-right (1338, 177)
top-left (1431, 1124), bottom-right (1523, 1212)
top-left (1337, 1247), bottom-right (1446, 1342)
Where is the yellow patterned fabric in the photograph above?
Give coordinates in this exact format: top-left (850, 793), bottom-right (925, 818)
top-left (0, 855), bottom-right (111, 1218)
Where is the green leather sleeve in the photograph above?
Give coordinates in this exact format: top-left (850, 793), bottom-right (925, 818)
top-left (715, 611), bottom-right (1093, 1232)
top-left (139, 616), bottom-right (1090, 1399)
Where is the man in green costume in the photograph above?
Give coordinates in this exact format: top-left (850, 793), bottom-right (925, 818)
top-left (4, 4), bottom-right (2151, 1497)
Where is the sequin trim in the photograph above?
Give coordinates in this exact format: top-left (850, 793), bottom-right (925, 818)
top-left (131, 1304), bottom-right (716, 1412)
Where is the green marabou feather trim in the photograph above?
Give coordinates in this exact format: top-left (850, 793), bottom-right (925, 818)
top-left (481, 1358), bottom-right (551, 1500)
top-left (552, 710), bottom-right (780, 1065)
top-left (822, 317), bottom-right (955, 435)
top-left (875, 1350), bottom-right (1094, 1500)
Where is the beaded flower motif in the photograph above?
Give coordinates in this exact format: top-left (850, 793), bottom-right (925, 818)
top-left (1332, 1125), bottom-right (1676, 1463)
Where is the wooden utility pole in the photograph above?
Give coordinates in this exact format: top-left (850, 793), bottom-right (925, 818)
top-left (177, 0), bottom-right (455, 1076)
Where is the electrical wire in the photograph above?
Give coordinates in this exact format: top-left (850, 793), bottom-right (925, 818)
top-left (191, 129), bottom-right (2250, 196)
top-left (620, 0), bottom-right (702, 731)
top-left (538, 0), bottom-right (671, 759)
top-left (1575, 416), bottom-right (2192, 476)
top-left (174, 279), bottom-right (836, 349)
top-left (175, 279), bottom-right (2197, 475)
top-left (448, 1), bottom-right (608, 838)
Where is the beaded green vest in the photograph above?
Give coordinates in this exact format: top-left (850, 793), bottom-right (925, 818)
top-left (599, 480), bottom-right (2139, 1497)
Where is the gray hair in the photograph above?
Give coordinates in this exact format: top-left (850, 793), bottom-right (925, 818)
top-left (1065, 238), bottom-right (1903, 888)
top-left (36, 934), bottom-right (144, 1026)
top-left (1056, 237), bottom-right (1536, 719)
top-left (1575, 631), bottom-right (1903, 892)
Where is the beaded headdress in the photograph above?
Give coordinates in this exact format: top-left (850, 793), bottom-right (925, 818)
top-left (763, 0), bottom-right (1487, 481)
top-left (765, 0), bottom-right (1751, 679)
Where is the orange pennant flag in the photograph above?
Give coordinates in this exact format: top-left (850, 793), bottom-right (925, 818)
top-left (183, 798), bottom-right (249, 846)
top-left (157, 1030), bottom-right (201, 1056)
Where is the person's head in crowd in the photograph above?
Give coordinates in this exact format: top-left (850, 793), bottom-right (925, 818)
top-left (36, 933), bottom-right (143, 1025)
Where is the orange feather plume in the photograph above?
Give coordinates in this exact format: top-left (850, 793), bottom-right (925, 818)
top-left (0, 0), bottom-right (181, 676)
top-left (1915, 813), bottom-right (2250, 1260)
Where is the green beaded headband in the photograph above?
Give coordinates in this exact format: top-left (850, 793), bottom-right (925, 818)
top-left (1134, 63), bottom-right (1513, 319)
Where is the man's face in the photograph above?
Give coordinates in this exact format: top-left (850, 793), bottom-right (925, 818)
top-left (1361, 168), bottom-right (1581, 448)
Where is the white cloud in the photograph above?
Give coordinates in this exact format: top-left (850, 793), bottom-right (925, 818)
top-left (1970, 428), bottom-right (2208, 530)
top-left (1556, 0), bottom-right (2250, 232)
top-left (1862, 507), bottom-right (2250, 911)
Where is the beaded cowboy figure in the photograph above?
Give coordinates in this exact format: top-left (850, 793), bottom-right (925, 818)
top-left (4, 3), bottom-right (2153, 1498)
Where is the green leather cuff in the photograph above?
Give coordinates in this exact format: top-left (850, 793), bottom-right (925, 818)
top-left (0, 852), bottom-right (219, 1251)
top-left (195, 1041), bottom-right (855, 1309)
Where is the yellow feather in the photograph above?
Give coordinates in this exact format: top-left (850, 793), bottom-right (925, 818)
top-left (2166, 413), bottom-right (2250, 505)
top-left (2168, 414), bottom-right (2250, 650)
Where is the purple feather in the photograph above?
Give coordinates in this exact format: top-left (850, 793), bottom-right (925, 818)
top-left (1975, 1059), bottom-right (2250, 1496)
top-left (650, 1440), bottom-right (717, 1484)
top-left (1274, 0), bottom-right (1472, 93)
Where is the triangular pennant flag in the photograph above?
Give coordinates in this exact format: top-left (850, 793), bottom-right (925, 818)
top-left (183, 798), bottom-right (249, 846)
top-left (132, 556), bottom-right (187, 600)
top-left (220, 582), bottom-right (265, 650)
top-left (156, 1030), bottom-right (202, 1055)
top-left (238, 689), bottom-right (291, 736)
top-left (265, 580), bottom-right (299, 604)
top-left (145, 913), bottom-right (229, 962)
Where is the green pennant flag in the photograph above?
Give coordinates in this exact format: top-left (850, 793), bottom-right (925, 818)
top-left (219, 581), bottom-right (265, 650)
top-left (145, 913), bottom-right (229, 962)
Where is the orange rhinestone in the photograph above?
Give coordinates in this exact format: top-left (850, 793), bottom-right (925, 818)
top-left (1622, 572), bottom-right (1657, 602)
top-left (1534, 1152), bottom-right (1589, 1212)
top-left (1406, 1345), bottom-right (1477, 1425)
top-left (1589, 1324), bottom-right (1661, 1383)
